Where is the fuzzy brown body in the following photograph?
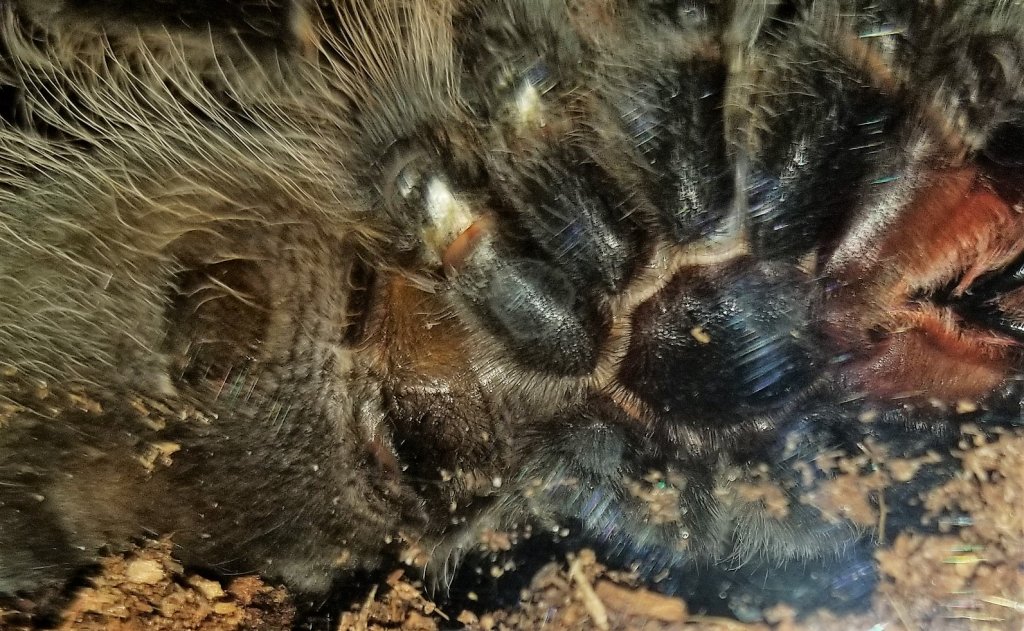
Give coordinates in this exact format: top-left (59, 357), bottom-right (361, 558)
top-left (2, 0), bottom-right (1024, 625)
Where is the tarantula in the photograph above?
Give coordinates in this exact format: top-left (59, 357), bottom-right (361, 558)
top-left (2, 0), bottom-right (1023, 625)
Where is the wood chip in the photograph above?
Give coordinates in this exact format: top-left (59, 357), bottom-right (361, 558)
top-left (594, 580), bottom-right (688, 623)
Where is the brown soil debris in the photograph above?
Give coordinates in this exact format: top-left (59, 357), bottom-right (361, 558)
top-left (4, 431), bottom-right (1022, 631)
top-left (1, 539), bottom-right (295, 631)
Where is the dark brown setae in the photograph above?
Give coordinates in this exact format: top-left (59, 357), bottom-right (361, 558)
top-left (1, 0), bottom-right (1023, 625)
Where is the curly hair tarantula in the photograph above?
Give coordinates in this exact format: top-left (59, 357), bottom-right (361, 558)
top-left (2, 0), bottom-right (1024, 626)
